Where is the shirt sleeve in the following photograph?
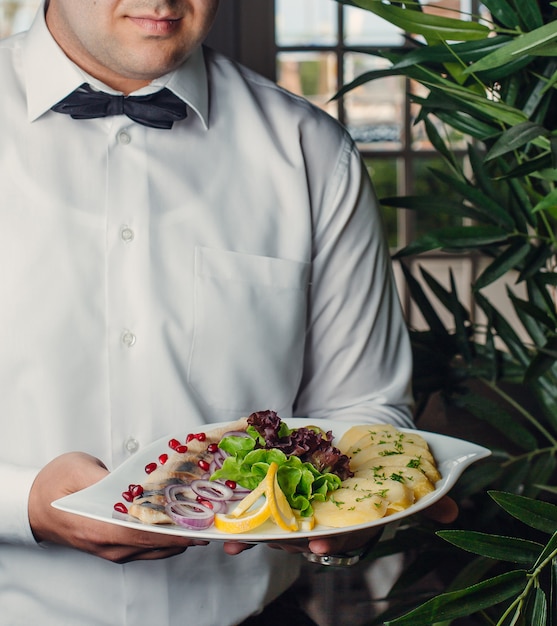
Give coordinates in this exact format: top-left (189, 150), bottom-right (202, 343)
top-left (294, 130), bottom-right (414, 428)
top-left (2, 463), bottom-right (40, 545)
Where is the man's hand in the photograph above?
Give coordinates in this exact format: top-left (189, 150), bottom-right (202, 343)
top-left (28, 452), bottom-right (205, 563)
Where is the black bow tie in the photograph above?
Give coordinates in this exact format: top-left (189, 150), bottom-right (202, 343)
top-left (51, 84), bottom-right (188, 129)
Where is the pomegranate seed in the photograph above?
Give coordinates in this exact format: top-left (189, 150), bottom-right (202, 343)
top-left (225, 480), bottom-right (237, 490)
top-left (175, 444), bottom-right (188, 454)
top-left (207, 443), bottom-right (218, 453)
top-left (195, 432), bottom-right (207, 442)
top-left (186, 433), bottom-right (195, 443)
top-left (196, 496), bottom-right (214, 509)
top-left (168, 438), bottom-right (181, 450)
top-left (159, 453), bottom-right (169, 465)
top-left (198, 459), bottom-right (210, 472)
top-left (122, 490), bottom-right (133, 502)
top-left (130, 484), bottom-right (144, 498)
top-left (145, 462), bottom-right (158, 474)
top-left (114, 502), bottom-right (128, 514)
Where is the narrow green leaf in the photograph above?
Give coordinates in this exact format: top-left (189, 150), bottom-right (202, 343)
top-left (532, 531), bottom-right (557, 571)
top-left (423, 116), bottom-right (459, 173)
top-left (466, 21), bottom-right (557, 74)
top-left (380, 195), bottom-right (479, 219)
top-left (384, 570), bottom-right (528, 625)
top-left (550, 554), bottom-right (557, 626)
top-left (425, 82), bottom-right (527, 127)
top-left (525, 336), bottom-right (557, 382)
top-left (348, 0), bottom-right (490, 42)
top-left (473, 241), bottom-right (532, 291)
top-left (525, 455), bottom-right (557, 500)
top-left (468, 143), bottom-right (499, 202)
top-left (499, 153), bottom-right (555, 181)
top-left (475, 291), bottom-right (531, 366)
top-left (510, 292), bottom-right (554, 348)
top-left (430, 168), bottom-right (516, 230)
top-left (516, 0), bottom-right (544, 30)
top-left (532, 187), bottom-right (557, 215)
top-left (390, 35), bottom-right (515, 70)
top-left (437, 530), bottom-right (543, 565)
top-left (533, 384), bottom-right (557, 434)
top-left (489, 491), bottom-right (557, 534)
top-left (526, 587), bottom-right (548, 626)
top-left (448, 270), bottom-right (471, 363)
top-left (516, 242), bottom-right (557, 284)
top-left (394, 226), bottom-right (509, 258)
top-left (480, 0), bottom-right (520, 29)
top-left (485, 121), bottom-right (550, 161)
top-left (400, 262), bottom-right (448, 338)
top-left (417, 266), bottom-right (470, 321)
top-left (455, 391), bottom-right (538, 451)
top-left (434, 110), bottom-right (499, 141)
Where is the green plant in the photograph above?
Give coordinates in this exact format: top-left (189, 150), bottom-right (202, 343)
top-left (332, 0), bottom-right (557, 624)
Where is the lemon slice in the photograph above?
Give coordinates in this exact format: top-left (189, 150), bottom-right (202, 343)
top-left (215, 462), bottom-right (298, 533)
top-left (228, 479), bottom-right (268, 518)
top-left (214, 497), bottom-right (272, 533)
top-left (266, 463), bottom-right (298, 531)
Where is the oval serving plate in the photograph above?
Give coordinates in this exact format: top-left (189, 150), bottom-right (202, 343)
top-left (52, 418), bottom-right (491, 542)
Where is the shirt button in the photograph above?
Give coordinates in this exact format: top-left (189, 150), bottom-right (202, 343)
top-left (125, 437), bottom-right (140, 454)
top-left (121, 226), bottom-right (135, 242)
top-left (121, 330), bottom-right (136, 347)
top-left (118, 130), bottom-right (131, 145)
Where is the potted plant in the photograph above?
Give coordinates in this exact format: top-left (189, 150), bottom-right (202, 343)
top-left (331, 1), bottom-right (557, 624)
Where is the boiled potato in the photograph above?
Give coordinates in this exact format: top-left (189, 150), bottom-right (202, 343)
top-left (356, 453), bottom-right (441, 483)
top-left (337, 423), bottom-right (400, 454)
top-left (341, 476), bottom-right (414, 513)
top-left (354, 465), bottom-right (435, 501)
top-left (349, 442), bottom-right (435, 472)
top-left (313, 487), bottom-right (388, 527)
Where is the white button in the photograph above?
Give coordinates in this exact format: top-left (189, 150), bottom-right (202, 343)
top-left (118, 131), bottom-right (131, 145)
top-left (121, 227), bottom-right (134, 242)
top-left (121, 330), bottom-right (136, 347)
top-left (125, 437), bottom-right (140, 454)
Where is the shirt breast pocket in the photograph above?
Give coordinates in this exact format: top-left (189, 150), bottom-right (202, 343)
top-left (188, 247), bottom-right (310, 413)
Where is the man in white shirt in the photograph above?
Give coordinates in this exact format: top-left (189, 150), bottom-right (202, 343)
top-left (0, 1), bottom-right (456, 624)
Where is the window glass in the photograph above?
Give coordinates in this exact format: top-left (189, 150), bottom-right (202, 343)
top-left (0, 0), bottom-right (38, 37)
top-left (344, 53), bottom-right (404, 150)
top-left (343, 5), bottom-right (404, 46)
top-left (277, 51), bottom-right (338, 117)
top-left (275, 0), bottom-right (337, 46)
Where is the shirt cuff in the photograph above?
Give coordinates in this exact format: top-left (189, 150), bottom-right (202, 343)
top-left (2, 463), bottom-right (41, 545)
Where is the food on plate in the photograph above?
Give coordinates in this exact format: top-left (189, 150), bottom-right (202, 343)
top-left (213, 461), bottom-right (298, 533)
top-left (312, 424), bottom-right (441, 528)
top-left (116, 412), bottom-right (441, 534)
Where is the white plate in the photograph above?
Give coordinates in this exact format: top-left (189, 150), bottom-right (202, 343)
top-left (52, 419), bottom-right (491, 542)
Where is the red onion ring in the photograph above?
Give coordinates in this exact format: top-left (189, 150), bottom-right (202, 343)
top-left (191, 479), bottom-right (234, 502)
top-left (165, 501), bottom-right (214, 530)
top-left (164, 483), bottom-right (196, 502)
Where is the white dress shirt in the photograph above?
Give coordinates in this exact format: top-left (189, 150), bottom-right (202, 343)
top-left (0, 4), bottom-right (413, 625)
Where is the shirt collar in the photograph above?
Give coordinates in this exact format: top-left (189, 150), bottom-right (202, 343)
top-left (23, 2), bottom-right (209, 129)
